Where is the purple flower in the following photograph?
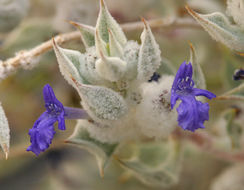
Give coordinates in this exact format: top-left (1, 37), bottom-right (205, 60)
top-left (171, 62), bottom-right (216, 132)
top-left (27, 84), bottom-right (89, 156)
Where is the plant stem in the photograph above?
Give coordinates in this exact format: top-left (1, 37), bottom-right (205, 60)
top-left (215, 95), bottom-right (244, 101)
top-left (0, 17), bottom-right (200, 80)
top-left (186, 132), bottom-right (244, 162)
top-left (222, 83), bottom-right (244, 96)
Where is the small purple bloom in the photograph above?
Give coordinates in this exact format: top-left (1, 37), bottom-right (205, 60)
top-left (171, 62), bottom-right (216, 132)
top-left (27, 84), bottom-right (89, 156)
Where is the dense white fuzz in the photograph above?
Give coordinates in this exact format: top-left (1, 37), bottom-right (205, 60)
top-left (80, 47), bottom-right (110, 86)
top-left (77, 84), bottom-right (128, 122)
top-left (227, 0), bottom-right (244, 29)
top-left (96, 54), bottom-right (127, 82)
top-left (136, 76), bottom-right (177, 138)
top-left (79, 113), bottom-right (141, 143)
top-left (186, 6), bottom-right (244, 52)
top-left (123, 41), bottom-right (140, 80)
top-left (137, 19), bottom-right (161, 81)
top-left (96, 0), bottom-right (127, 45)
top-left (0, 60), bottom-right (16, 80)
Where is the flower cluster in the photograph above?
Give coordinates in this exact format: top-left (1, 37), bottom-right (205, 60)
top-left (27, 0), bottom-right (216, 156)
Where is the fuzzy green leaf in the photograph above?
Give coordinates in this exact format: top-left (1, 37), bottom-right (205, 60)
top-left (189, 43), bottom-right (206, 89)
top-left (123, 41), bottom-right (140, 80)
top-left (186, 6), bottom-right (244, 52)
top-left (137, 19), bottom-right (161, 81)
top-left (52, 40), bottom-right (87, 87)
top-left (75, 83), bottom-right (128, 121)
top-left (67, 122), bottom-right (118, 177)
top-left (96, 0), bottom-right (127, 45)
top-left (95, 30), bottom-right (109, 57)
top-left (70, 21), bottom-right (95, 48)
top-left (116, 139), bottom-right (182, 188)
top-left (108, 29), bottom-right (123, 58)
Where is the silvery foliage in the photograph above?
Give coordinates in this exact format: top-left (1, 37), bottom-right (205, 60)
top-left (186, 0), bottom-right (244, 52)
top-left (52, 0), bottom-right (189, 186)
top-left (53, 0), bottom-right (178, 143)
top-left (0, 0), bottom-right (29, 32)
top-left (0, 103), bottom-right (10, 159)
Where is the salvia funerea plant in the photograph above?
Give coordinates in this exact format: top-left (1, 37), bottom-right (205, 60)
top-left (0, 0), bottom-right (244, 189)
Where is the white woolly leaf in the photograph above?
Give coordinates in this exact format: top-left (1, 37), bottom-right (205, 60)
top-left (77, 84), bottom-right (128, 121)
top-left (186, 6), bottom-right (244, 52)
top-left (67, 122), bottom-right (117, 177)
top-left (116, 139), bottom-right (182, 188)
top-left (137, 19), bottom-right (161, 81)
top-left (108, 29), bottom-right (123, 58)
top-left (0, 103), bottom-right (10, 159)
top-left (96, 54), bottom-right (127, 82)
top-left (52, 40), bottom-right (87, 87)
top-left (227, 0), bottom-right (244, 29)
top-left (96, 0), bottom-right (127, 45)
top-left (123, 41), bottom-right (140, 80)
top-left (189, 43), bottom-right (206, 89)
top-left (71, 21), bottom-right (95, 48)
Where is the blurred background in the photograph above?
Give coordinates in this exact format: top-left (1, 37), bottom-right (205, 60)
top-left (0, 0), bottom-right (243, 189)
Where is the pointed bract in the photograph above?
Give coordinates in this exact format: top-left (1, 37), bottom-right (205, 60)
top-left (123, 41), bottom-right (140, 80)
top-left (53, 39), bottom-right (86, 87)
top-left (67, 122), bottom-right (118, 177)
top-left (189, 43), bottom-right (206, 89)
top-left (96, 0), bottom-right (127, 45)
top-left (108, 29), bottom-right (123, 58)
top-left (137, 19), bottom-right (161, 81)
top-left (70, 21), bottom-right (95, 48)
top-left (95, 30), bottom-right (109, 58)
top-left (186, 6), bottom-right (244, 52)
